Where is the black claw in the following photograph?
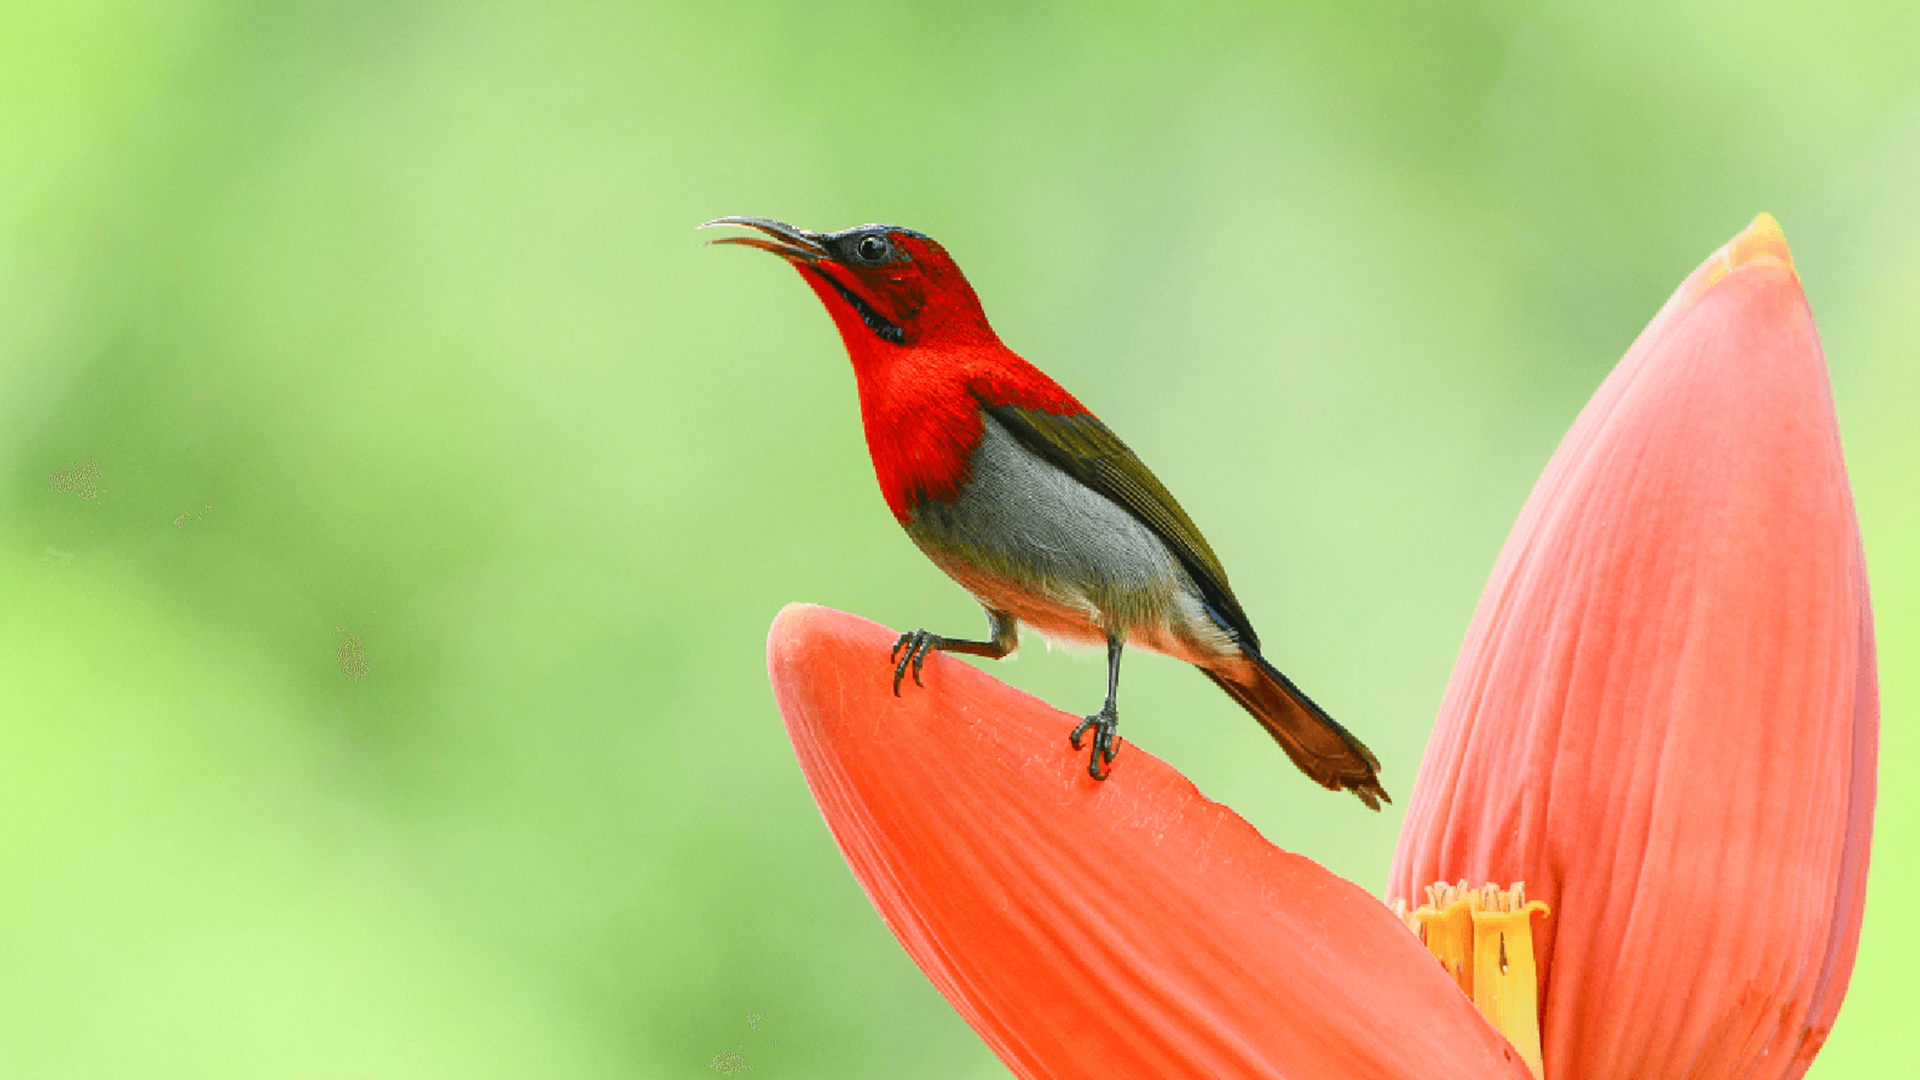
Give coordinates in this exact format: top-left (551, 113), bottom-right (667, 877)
top-left (1069, 716), bottom-right (1094, 750)
top-left (1090, 737), bottom-right (1121, 772)
top-left (1069, 708), bottom-right (1121, 780)
top-left (891, 629), bottom-right (940, 696)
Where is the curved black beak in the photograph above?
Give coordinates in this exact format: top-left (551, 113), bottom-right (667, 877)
top-left (699, 216), bottom-right (831, 264)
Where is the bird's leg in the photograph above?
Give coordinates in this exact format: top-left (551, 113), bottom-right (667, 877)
top-left (1070, 633), bottom-right (1125, 779)
top-left (891, 610), bottom-right (1017, 696)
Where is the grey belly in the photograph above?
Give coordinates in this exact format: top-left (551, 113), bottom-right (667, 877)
top-left (903, 414), bottom-right (1236, 663)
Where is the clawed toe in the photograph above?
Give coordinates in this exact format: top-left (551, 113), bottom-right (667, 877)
top-left (1069, 715), bottom-right (1094, 749)
top-left (891, 629), bottom-right (940, 696)
top-left (1069, 709), bottom-right (1121, 780)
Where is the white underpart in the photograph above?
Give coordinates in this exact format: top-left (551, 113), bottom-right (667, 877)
top-left (905, 414), bottom-right (1240, 666)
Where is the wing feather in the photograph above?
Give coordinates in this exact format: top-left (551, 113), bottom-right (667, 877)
top-left (982, 400), bottom-right (1259, 650)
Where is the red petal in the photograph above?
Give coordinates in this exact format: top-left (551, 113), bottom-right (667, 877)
top-left (1388, 217), bottom-right (1877, 1080)
top-left (771, 604), bottom-right (1534, 1080)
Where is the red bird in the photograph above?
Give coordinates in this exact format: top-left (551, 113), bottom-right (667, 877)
top-left (707, 216), bottom-right (1387, 808)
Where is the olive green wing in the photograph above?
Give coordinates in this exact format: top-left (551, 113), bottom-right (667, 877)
top-left (982, 401), bottom-right (1260, 650)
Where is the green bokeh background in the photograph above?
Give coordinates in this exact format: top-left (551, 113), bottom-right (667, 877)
top-left (3, 1), bottom-right (1913, 1076)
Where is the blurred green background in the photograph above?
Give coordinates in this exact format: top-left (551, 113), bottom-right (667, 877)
top-left (2, 1), bottom-right (1913, 1076)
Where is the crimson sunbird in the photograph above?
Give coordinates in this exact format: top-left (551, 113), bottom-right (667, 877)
top-left (706, 216), bottom-right (1387, 808)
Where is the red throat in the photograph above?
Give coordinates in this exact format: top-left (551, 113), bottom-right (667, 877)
top-left (793, 264), bottom-right (1087, 523)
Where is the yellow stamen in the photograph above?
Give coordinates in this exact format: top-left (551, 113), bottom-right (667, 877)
top-left (1398, 881), bottom-right (1550, 1079)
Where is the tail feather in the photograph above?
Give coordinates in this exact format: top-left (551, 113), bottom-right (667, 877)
top-left (1203, 650), bottom-right (1389, 810)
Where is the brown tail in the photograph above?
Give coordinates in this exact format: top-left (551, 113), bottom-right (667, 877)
top-left (1203, 650), bottom-right (1389, 810)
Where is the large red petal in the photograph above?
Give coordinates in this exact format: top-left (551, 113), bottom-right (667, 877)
top-left (772, 604), bottom-right (1533, 1080)
top-left (1388, 218), bottom-right (1877, 1080)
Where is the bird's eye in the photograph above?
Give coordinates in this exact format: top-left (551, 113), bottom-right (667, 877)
top-left (855, 234), bottom-right (893, 263)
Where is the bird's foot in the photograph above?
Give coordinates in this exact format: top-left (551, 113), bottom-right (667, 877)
top-left (890, 629), bottom-right (943, 696)
top-left (1069, 706), bottom-right (1121, 780)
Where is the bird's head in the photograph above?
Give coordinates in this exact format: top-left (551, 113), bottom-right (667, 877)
top-left (702, 217), bottom-right (998, 351)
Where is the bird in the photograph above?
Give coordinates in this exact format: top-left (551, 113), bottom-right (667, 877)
top-left (704, 216), bottom-right (1387, 808)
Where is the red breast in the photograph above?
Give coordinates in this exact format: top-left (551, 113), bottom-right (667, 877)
top-left (706, 217), bottom-right (1086, 521)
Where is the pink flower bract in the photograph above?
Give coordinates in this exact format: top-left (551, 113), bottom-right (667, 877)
top-left (770, 603), bottom-right (1531, 1080)
top-left (1389, 216), bottom-right (1877, 1080)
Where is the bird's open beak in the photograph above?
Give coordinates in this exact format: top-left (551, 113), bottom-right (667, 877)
top-left (699, 216), bottom-right (831, 264)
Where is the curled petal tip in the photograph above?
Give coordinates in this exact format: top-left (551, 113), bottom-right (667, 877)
top-left (1732, 212), bottom-right (1794, 272)
top-left (1678, 212), bottom-right (1800, 312)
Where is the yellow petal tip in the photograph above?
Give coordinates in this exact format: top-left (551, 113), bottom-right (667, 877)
top-left (1679, 213), bottom-right (1799, 313)
top-left (1729, 212), bottom-right (1795, 274)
